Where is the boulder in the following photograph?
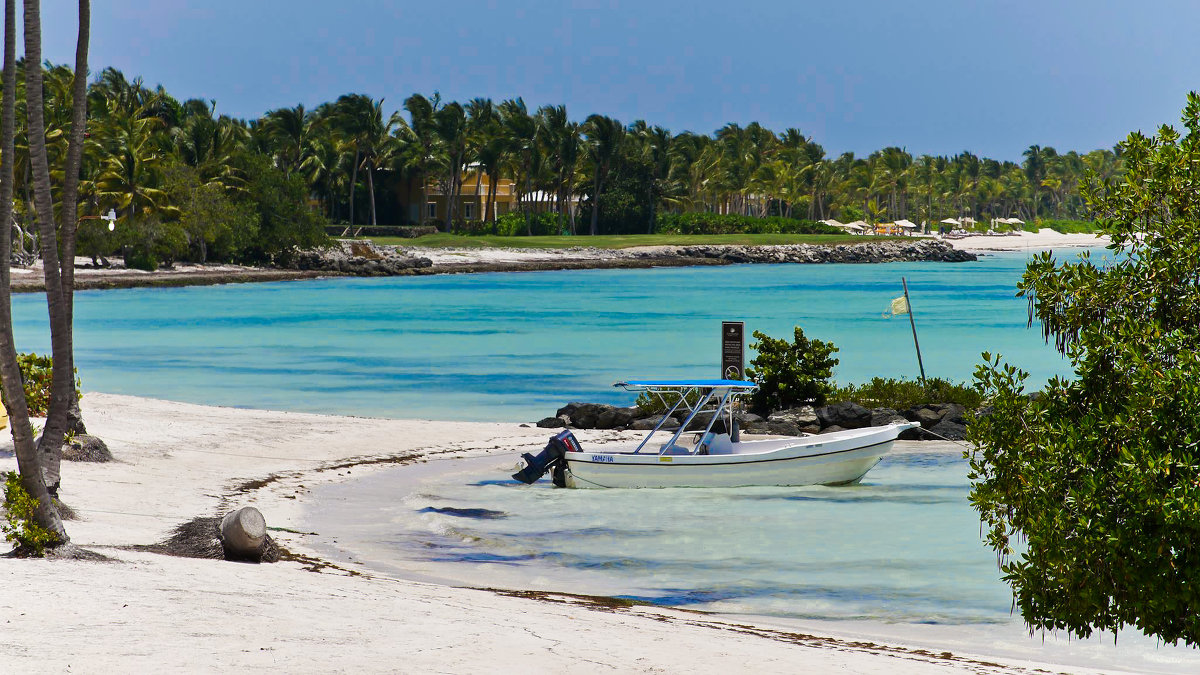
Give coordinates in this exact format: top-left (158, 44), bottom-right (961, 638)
top-left (820, 424), bottom-right (847, 434)
top-left (815, 402), bottom-right (872, 429)
top-left (929, 418), bottom-right (968, 441)
top-left (932, 403), bottom-right (968, 425)
top-left (596, 406), bottom-right (640, 430)
top-left (631, 415), bottom-right (681, 431)
top-left (764, 419), bottom-right (801, 436)
top-left (62, 434), bottom-right (113, 463)
top-left (767, 406), bottom-right (819, 428)
top-left (734, 412), bottom-right (764, 426)
top-left (904, 405), bottom-right (945, 429)
top-left (568, 403), bottom-right (613, 429)
top-left (556, 402), bottom-right (584, 419)
top-left (536, 416), bottom-right (566, 429)
top-left (869, 408), bottom-right (908, 427)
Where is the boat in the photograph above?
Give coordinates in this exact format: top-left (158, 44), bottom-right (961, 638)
top-left (512, 379), bottom-right (919, 489)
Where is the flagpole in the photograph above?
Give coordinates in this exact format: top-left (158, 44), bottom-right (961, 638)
top-left (901, 277), bottom-right (927, 385)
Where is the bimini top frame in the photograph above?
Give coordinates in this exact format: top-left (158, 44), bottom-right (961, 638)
top-left (613, 379), bottom-right (758, 455)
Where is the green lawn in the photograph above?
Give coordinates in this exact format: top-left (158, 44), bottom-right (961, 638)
top-left (363, 233), bottom-right (898, 249)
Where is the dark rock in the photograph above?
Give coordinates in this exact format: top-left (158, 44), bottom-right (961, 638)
top-left (869, 408), bottom-right (908, 427)
top-left (734, 412), bottom-right (764, 426)
top-left (631, 415), bottom-right (681, 431)
top-left (765, 420), bottom-right (801, 436)
top-left (899, 426), bottom-right (927, 440)
top-left (536, 416), bottom-right (566, 429)
top-left (929, 418), bottom-right (968, 441)
top-left (62, 434), bottom-right (112, 463)
top-left (596, 406), bottom-right (640, 430)
top-left (932, 403), bottom-right (968, 425)
top-left (556, 402), bottom-right (584, 418)
top-left (905, 405), bottom-right (945, 429)
top-left (569, 403), bottom-right (613, 429)
top-left (799, 424), bottom-right (821, 435)
top-left (815, 402), bottom-right (872, 429)
top-left (820, 424), bottom-right (847, 434)
top-left (767, 406), bottom-right (819, 428)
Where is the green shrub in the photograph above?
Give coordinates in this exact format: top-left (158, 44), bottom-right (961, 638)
top-left (1, 471), bottom-right (57, 555)
top-left (490, 211), bottom-right (562, 236)
top-left (655, 213), bottom-right (838, 235)
top-left (829, 377), bottom-right (982, 411)
top-left (634, 388), bottom-right (703, 415)
top-left (4, 353), bottom-right (81, 416)
top-left (1023, 219), bottom-right (1099, 234)
top-left (746, 327), bottom-right (839, 413)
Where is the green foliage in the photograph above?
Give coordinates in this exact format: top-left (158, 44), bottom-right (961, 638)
top-left (1022, 219), bottom-right (1098, 234)
top-left (490, 211), bottom-right (561, 236)
top-left (1, 472), bottom-right (57, 555)
top-left (119, 216), bottom-right (188, 271)
top-left (968, 93), bottom-right (1200, 647)
top-left (655, 213), bottom-right (839, 235)
top-left (6, 352), bottom-right (80, 416)
top-left (830, 377), bottom-right (981, 411)
top-left (746, 327), bottom-right (839, 413)
top-left (162, 163), bottom-right (260, 263)
top-left (233, 152), bottom-right (330, 262)
top-left (634, 388), bottom-right (702, 415)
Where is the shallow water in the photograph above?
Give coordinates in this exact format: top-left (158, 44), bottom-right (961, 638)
top-left (305, 444), bottom-right (1200, 672)
top-left (11, 249), bottom-right (1105, 421)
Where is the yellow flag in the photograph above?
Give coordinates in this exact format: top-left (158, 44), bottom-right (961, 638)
top-left (888, 296), bottom-right (909, 316)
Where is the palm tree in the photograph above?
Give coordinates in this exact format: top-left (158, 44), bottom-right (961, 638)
top-left (262, 104), bottom-right (311, 177)
top-left (333, 94), bottom-right (402, 230)
top-left (500, 98), bottom-right (537, 234)
top-left (403, 92), bottom-right (441, 227)
top-left (92, 99), bottom-right (170, 220)
top-left (10, 0), bottom-right (73, 541)
top-left (434, 101), bottom-right (468, 231)
top-left (582, 114), bottom-right (623, 235)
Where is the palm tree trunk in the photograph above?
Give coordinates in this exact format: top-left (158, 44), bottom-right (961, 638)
top-left (367, 163), bottom-right (376, 228)
top-left (589, 173), bottom-right (601, 236)
top-left (25, 0), bottom-right (76, 499)
top-left (474, 170), bottom-right (483, 230)
top-left (348, 148), bottom-right (358, 231)
top-left (9, 0), bottom-right (65, 541)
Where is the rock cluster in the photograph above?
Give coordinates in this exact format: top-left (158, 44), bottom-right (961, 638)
top-left (291, 240), bottom-right (432, 275)
top-left (656, 240), bottom-right (975, 264)
top-left (539, 399), bottom-right (971, 441)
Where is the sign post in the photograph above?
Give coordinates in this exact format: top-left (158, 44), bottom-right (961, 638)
top-left (721, 321), bottom-right (745, 381)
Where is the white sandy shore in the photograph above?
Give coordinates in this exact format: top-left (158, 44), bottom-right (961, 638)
top-left (0, 394), bottom-right (1181, 673)
top-left (944, 229), bottom-right (1110, 253)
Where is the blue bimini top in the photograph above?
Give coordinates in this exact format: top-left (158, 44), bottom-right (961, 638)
top-left (614, 379), bottom-right (758, 390)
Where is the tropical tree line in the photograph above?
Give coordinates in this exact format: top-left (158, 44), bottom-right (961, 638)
top-left (8, 60), bottom-right (1123, 260)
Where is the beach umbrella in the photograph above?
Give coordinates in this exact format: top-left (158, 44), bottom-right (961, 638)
top-left (843, 220), bottom-right (869, 232)
top-left (939, 218), bottom-right (961, 226)
top-left (820, 218), bottom-right (845, 227)
top-left (894, 219), bottom-right (918, 229)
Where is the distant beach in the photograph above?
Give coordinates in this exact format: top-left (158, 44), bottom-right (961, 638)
top-left (8, 230), bottom-right (1108, 293)
top-left (2, 393), bottom-right (1195, 673)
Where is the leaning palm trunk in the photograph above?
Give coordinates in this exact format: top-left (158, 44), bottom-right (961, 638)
top-left (366, 163), bottom-right (376, 229)
top-left (24, 0), bottom-right (76, 497)
top-left (3, 0), bottom-right (65, 541)
top-left (54, 0), bottom-right (88, 439)
top-left (347, 149), bottom-right (358, 234)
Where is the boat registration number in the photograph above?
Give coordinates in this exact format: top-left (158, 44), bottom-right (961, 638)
top-left (590, 455), bottom-right (615, 463)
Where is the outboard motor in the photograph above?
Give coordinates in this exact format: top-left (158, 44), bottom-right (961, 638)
top-left (512, 429), bottom-right (582, 487)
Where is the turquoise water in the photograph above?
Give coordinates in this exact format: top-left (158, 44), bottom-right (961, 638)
top-left (11, 250), bottom-right (1097, 422)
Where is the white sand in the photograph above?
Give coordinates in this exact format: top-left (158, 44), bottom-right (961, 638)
top-left (945, 229), bottom-right (1110, 253)
top-left (0, 394), bottom-right (1173, 673)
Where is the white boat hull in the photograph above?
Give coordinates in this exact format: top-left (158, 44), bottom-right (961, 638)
top-left (563, 423), bottom-right (916, 489)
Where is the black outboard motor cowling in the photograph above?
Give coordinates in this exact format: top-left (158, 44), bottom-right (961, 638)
top-left (512, 430), bottom-right (582, 487)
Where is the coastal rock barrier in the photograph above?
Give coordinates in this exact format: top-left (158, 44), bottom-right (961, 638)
top-left (656, 239), bottom-right (976, 264)
top-left (539, 400), bottom-right (968, 441)
top-left (291, 240), bottom-right (432, 275)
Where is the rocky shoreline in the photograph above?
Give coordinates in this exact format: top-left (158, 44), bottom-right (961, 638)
top-left (10, 238), bottom-right (975, 293)
top-left (538, 399), bottom-right (970, 441)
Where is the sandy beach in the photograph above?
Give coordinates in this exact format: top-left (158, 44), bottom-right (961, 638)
top-left (942, 229), bottom-right (1110, 254)
top-left (3, 393), bottom-right (1193, 673)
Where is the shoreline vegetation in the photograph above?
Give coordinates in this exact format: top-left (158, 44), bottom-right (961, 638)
top-left (2, 393), bottom-right (1175, 673)
top-left (7, 230), bottom-right (1110, 293)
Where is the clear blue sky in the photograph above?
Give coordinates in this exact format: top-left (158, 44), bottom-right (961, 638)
top-left (37, 0), bottom-right (1200, 161)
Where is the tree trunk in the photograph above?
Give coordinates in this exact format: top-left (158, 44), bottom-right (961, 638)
top-left (24, 0), bottom-right (75, 497)
top-left (589, 173), bottom-right (601, 236)
top-left (348, 148), bottom-right (358, 232)
top-left (366, 163), bottom-right (376, 228)
top-left (4, 0), bottom-right (64, 541)
top-left (473, 170), bottom-right (483, 230)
